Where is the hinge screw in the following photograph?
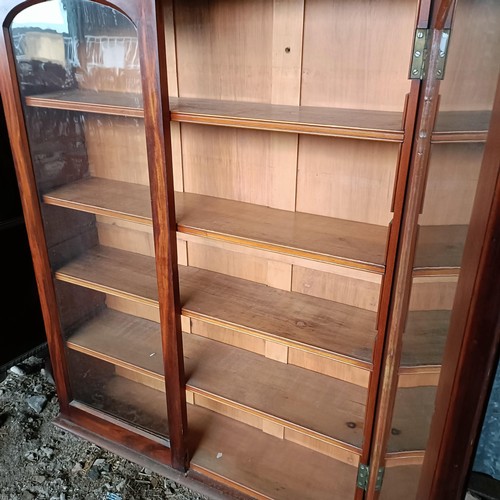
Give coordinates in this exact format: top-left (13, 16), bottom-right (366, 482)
top-left (417, 31), bottom-right (424, 38)
top-left (412, 69), bottom-right (419, 75)
top-left (439, 51), bottom-right (446, 58)
top-left (437, 69), bottom-right (443, 76)
top-left (414, 50), bottom-right (421, 57)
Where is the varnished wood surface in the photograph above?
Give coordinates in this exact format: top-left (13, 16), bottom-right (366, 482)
top-left (379, 465), bottom-right (422, 500)
top-left (24, 88), bottom-right (404, 141)
top-left (188, 404), bottom-right (358, 500)
top-left (180, 264), bottom-right (376, 363)
top-left (25, 89), bottom-right (144, 118)
top-left (388, 386), bottom-right (436, 453)
top-left (27, 90), bottom-right (493, 143)
top-left (55, 245), bottom-right (377, 363)
top-left (401, 310), bottom-right (450, 366)
top-left (170, 97), bottom-right (404, 141)
top-left (432, 110), bottom-right (491, 143)
top-left (185, 334), bottom-right (365, 448)
top-left (413, 224), bottom-right (468, 275)
top-left (67, 307), bottom-right (367, 448)
top-left (77, 368), bottom-right (357, 500)
top-left (178, 189), bottom-right (385, 271)
top-left (43, 177), bottom-right (152, 224)
top-left (43, 176), bottom-right (388, 271)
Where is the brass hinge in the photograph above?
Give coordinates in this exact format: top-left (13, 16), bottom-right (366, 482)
top-left (435, 29), bottom-right (451, 80)
top-left (410, 28), bottom-right (451, 80)
top-left (356, 463), bottom-right (385, 491)
top-left (409, 28), bottom-right (429, 79)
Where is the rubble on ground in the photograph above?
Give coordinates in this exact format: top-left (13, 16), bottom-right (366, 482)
top-left (0, 358), bottom-right (206, 500)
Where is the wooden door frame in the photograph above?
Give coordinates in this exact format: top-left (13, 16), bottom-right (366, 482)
top-left (0, 0), bottom-right (187, 471)
top-left (367, 0), bottom-right (500, 497)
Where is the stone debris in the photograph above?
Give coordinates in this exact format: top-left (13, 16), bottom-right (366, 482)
top-left (27, 394), bottom-right (48, 413)
top-left (0, 360), bottom-right (207, 499)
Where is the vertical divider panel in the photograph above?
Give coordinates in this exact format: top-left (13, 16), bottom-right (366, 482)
top-left (126, 0), bottom-right (188, 471)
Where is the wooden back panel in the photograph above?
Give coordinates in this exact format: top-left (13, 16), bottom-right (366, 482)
top-left (301, 0), bottom-right (417, 112)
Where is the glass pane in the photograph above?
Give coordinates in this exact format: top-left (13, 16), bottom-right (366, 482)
top-left (382, 0), bottom-right (500, 496)
top-left (10, 0), bottom-right (168, 437)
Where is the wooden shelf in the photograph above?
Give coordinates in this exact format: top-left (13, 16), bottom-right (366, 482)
top-left (401, 310), bottom-right (450, 367)
top-left (25, 89), bottom-right (144, 118)
top-left (379, 465), bottom-right (422, 500)
top-left (414, 225), bottom-right (468, 276)
top-left (388, 386), bottom-right (436, 453)
top-left (25, 90), bottom-right (404, 141)
top-left (67, 307), bottom-right (367, 449)
top-left (76, 370), bottom-right (358, 500)
top-left (43, 177), bottom-right (387, 272)
top-left (169, 97), bottom-right (404, 142)
top-left (188, 403), bottom-right (358, 500)
top-left (176, 192), bottom-right (387, 271)
top-left (43, 177), bottom-right (152, 224)
top-left (432, 110), bottom-right (491, 143)
top-left (56, 245), bottom-right (377, 365)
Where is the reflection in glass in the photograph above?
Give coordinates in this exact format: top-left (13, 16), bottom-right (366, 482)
top-left (10, 0), bottom-right (167, 437)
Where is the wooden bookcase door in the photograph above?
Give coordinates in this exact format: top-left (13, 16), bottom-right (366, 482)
top-left (0, 0), bottom-right (187, 469)
top-left (370, 0), bottom-right (500, 498)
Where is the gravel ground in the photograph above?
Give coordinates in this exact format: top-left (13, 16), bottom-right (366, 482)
top-left (0, 356), bottom-right (207, 500)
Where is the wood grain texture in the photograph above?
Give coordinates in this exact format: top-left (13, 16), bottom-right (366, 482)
top-left (296, 135), bottom-right (399, 225)
top-left (85, 116), bottom-right (150, 186)
top-left (55, 245), bottom-right (377, 364)
top-left (44, 178), bottom-right (152, 224)
top-left (185, 334), bottom-right (366, 448)
top-left (419, 143), bottom-right (484, 226)
top-left (187, 241), bottom-right (292, 291)
top-left (24, 90), bottom-right (405, 140)
top-left (413, 224), bottom-right (468, 275)
top-left (66, 307), bottom-right (367, 449)
top-left (176, 191), bottom-right (388, 271)
top-left (409, 276), bottom-right (457, 311)
top-left (271, 0), bottom-right (304, 106)
top-left (188, 404), bottom-right (358, 500)
top-left (96, 216), bottom-right (156, 258)
top-left (180, 123), bottom-right (296, 211)
top-left (438, 0), bottom-right (500, 113)
top-left (388, 386), bottom-right (436, 453)
top-left (300, 0), bottom-right (416, 112)
top-left (398, 367), bottom-right (441, 388)
top-left (432, 110), bottom-right (491, 142)
top-left (25, 89), bottom-right (143, 117)
top-left (42, 174), bottom-right (388, 271)
top-left (0, 1), bottom-right (75, 413)
top-left (292, 266), bottom-right (381, 311)
top-left (171, 97), bottom-right (404, 141)
top-left (173, 0), bottom-right (273, 103)
top-left (402, 310), bottom-right (450, 367)
top-left (180, 265), bottom-right (377, 364)
top-left (379, 465), bottom-right (422, 500)
top-left (364, 26), bottom-right (445, 495)
top-left (191, 320), bottom-right (371, 386)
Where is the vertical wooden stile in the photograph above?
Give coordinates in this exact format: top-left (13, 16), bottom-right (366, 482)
top-left (133, 0), bottom-right (188, 471)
